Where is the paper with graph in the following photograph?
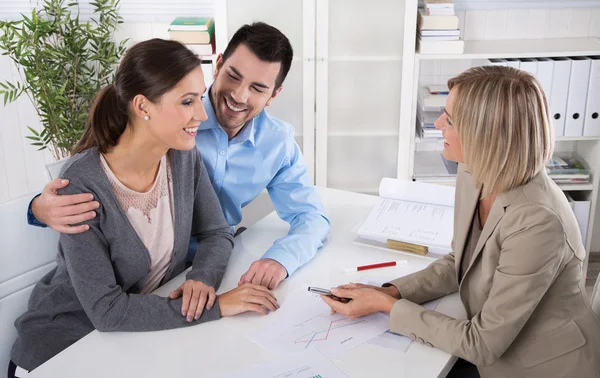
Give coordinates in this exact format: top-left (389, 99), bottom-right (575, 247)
top-left (223, 348), bottom-right (347, 378)
top-left (250, 286), bottom-right (390, 359)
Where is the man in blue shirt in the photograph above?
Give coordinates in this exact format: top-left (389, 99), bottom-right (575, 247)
top-left (27, 22), bottom-right (330, 290)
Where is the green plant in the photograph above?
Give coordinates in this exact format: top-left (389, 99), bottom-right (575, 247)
top-left (0, 0), bottom-right (128, 159)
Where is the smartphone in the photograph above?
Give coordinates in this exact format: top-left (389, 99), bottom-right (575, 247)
top-left (307, 286), bottom-right (351, 303)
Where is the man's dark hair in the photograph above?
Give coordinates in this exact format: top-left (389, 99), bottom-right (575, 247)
top-left (222, 22), bottom-right (293, 90)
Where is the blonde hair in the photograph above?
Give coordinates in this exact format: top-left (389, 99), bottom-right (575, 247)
top-left (447, 65), bottom-right (554, 198)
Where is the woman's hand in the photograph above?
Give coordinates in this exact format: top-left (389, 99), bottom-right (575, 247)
top-left (321, 283), bottom-right (399, 318)
top-left (169, 280), bottom-right (216, 322)
top-left (218, 283), bottom-right (280, 317)
top-left (337, 283), bottom-right (401, 299)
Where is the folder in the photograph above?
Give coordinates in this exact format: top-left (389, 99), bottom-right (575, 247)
top-left (566, 192), bottom-right (591, 246)
top-left (564, 57), bottom-right (591, 137)
top-left (549, 58), bottom-right (572, 137)
top-left (535, 58), bottom-right (554, 102)
top-left (518, 58), bottom-right (537, 76)
top-left (504, 58), bottom-right (520, 69)
top-left (488, 58), bottom-right (507, 66)
top-left (583, 56), bottom-right (600, 137)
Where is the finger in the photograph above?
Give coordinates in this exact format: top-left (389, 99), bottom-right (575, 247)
top-left (247, 285), bottom-right (279, 308)
top-left (242, 303), bottom-right (268, 315)
top-left (331, 287), bottom-right (355, 299)
top-left (56, 200), bottom-right (99, 218)
top-left (338, 283), bottom-right (364, 290)
top-left (53, 224), bottom-right (90, 234)
top-left (238, 273), bottom-right (247, 287)
top-left (247, 295), bottom-right (277, 312)
top-left (169, 286), bottom-right (183, 299)
top-left (251, 291), bottom-right (280, 311)
top-left (44, 178), bottom-right (69, 194)
top-left (206, 289), bottom-right (216, 310)
top-left (268, 275), bottom-right (284, 290)
top-left (321, 295), bottom-right (347, 314)
top-left (251, 269), bottom-right (266, 286)
top-left (188, 286), bottom-right (201, 322)
top-left (194, 287), bottom-right (209, 320)
top-left (58, 193), bottom-right (97, 207)
top-left (59, 211), bottom-right (97, 226)
top-left (260, 273), bottom-right (272, 288)
top-left (243, 264), bottom-right (258, 284)
top-left (181, 284), bottom-right (192, 317)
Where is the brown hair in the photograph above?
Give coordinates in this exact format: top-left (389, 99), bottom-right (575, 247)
top-left (73, 38), bottom-right (201, 154)
top-left (447, 65), bottom-right (554, 197)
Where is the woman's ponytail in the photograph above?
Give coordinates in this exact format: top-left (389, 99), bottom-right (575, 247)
top-left (72, 84), bottom-right (128, 155)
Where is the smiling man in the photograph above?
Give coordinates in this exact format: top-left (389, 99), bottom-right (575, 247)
top-left (28, 23), bottom-right (330, 290)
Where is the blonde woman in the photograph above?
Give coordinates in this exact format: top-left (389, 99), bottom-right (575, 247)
top-left (321, 66), bottom-right (600, 378)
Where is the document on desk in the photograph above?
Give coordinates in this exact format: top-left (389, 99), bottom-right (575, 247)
top-left (362, 276), bottom-right (441, 352)
top-left (249, 286), bottom-right (390, 359)
top-left (357, 178), bottom-right (455, 254)
top-left (223, 348), bottom-right (347, 378)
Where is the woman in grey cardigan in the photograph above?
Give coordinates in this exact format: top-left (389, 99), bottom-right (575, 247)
top-left (9, 39), bottom-right (279, 375)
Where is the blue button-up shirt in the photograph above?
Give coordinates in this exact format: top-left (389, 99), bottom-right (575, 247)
top-left (197, 95), bottom-right (330, 275)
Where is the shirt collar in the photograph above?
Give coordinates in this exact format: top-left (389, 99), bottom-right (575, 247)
top-left (201, 86), bottom-right (257, 147)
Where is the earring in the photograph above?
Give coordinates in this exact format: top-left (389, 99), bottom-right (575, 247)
top-left (144, 115), bottom-right (150, 121)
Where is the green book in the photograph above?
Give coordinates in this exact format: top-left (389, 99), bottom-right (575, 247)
top-left (169, 17), bottom-right (214, 31)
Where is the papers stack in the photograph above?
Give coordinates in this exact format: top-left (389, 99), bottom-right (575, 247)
top-left (417, 0), bottom-right (464, 54)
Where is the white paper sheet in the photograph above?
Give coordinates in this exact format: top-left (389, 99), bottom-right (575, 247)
top-left (361, 277), bottom-right (441, 353)
top-left (357, 198), bottom-right (454, 250)
top-left (378, 177), bottom-right (455, 207)
top-left (250, 286), bottom-right (390, 359)
top-left (223, 348), bottom-right (347, 378)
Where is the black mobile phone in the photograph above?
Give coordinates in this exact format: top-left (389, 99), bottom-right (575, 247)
top-left (307, 286), bottom-right (351, 303)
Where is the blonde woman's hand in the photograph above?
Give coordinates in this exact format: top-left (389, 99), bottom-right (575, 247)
top-left (218, 283), bottom-right (280, 317)
top-left (336, 282), bottom-right (401, 299)
top-left (169, 280), bottom-right (216, 322)
top-left (320, 286), bottom-right (398, 318)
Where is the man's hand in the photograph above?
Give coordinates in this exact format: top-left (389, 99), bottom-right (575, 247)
top-left (169, 280), bottom-right (216, 322)
top-left (320, 284), bottom-right (398, 318)
top-left (218, 283), bottom-right (279, 317)
top-left (31, 178), bottom-right (99, 234)
top-left (238, 258), bottom-right (287, 289)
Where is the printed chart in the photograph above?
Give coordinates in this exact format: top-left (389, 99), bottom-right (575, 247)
top-left (250, 286), bottom-right (389, 359)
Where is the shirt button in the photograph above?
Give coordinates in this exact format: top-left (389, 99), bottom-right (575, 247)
top-left (215, 180), bottom-right (220, 184)
top-left (426, 342), bottom-right (433, 348)
top-left (409, 333), bottom-right (416, 341)
top-left (418, 338), bottom-right (425, 344)
top-left (219, 150), bottom-right (225, 156)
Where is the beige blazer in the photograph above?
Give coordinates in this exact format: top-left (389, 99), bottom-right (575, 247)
top-left (387, 165), bottom-right (600, 378)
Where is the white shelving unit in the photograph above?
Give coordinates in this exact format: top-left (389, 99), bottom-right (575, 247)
top-left (409, 38), bottom-right (600, 253)
top-left (218, 2), bottom-right (600, 257)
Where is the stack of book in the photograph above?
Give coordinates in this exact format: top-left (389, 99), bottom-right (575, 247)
top-left (416, 85), bottom-right (447, 139)
top-left (168, 17), bottom-right (215, 56)
top-left (546, 156), bottom-right (591, 185)
top-left (417, 0), bottom-right (464, 54)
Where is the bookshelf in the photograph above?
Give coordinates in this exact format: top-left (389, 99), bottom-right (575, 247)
top-left (404, 8), bottom-right (600, 286)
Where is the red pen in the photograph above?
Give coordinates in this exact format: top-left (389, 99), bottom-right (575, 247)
top-left (344, 260), bottom-right (408, 273)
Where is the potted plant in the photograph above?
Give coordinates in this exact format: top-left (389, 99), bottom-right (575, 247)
top-left (0, 0), bottom-right (127, 175)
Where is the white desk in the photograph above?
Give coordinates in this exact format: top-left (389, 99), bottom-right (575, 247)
top-left (29, 187), bottom-right (466, 378)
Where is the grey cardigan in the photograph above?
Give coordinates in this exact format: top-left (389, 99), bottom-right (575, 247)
top-left (11, 147), bottom-right (234, 371)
